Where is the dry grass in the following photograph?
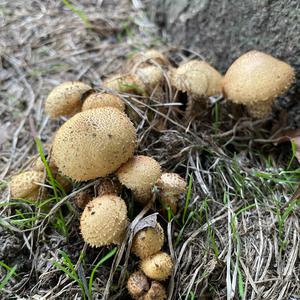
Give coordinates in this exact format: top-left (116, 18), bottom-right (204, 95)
top-left (0, 1), bottom-right (300, 300)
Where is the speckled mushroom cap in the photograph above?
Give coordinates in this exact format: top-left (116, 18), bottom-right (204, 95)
top-left (132, 223), bottom-right (164, 259)
top-left (116, 155), bottom-right (161, 205)
top-left (52, 107), bottom-right (136, 181)
top-left (127, 271), bottom-right (150, 300)
top-left (222, 50), bottom-right (295, 118)
top-left (82, 93), bottom-right (125, 112)
top-left (10, 170), bottom-right (44, 200)
top-left (143, 281), bottom-right (167, 300)
top-left (45, 81), bottom-right (92, 118)
top-left (140, 252), bottom-right (173, 281)
top-left (103, 74), bottom-right (147, 96)
top-left (80, 195), bottom-right (128, 247)
top-left (156, 173), bottom-right (186, 213)
top-left (170, 60), bottom-right (222, 98)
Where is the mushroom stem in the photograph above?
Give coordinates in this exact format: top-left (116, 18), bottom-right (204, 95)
top-left (246, 99), bottom-right (273, 118)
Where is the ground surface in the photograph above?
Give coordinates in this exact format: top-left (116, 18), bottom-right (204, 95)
top-left (0, 1), bottom-right (300, 300)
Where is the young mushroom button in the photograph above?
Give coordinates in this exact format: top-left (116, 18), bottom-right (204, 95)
top-left (222, 50), bottom-right (295, 118)
top-left (82, 93), bottom-right (125, 112)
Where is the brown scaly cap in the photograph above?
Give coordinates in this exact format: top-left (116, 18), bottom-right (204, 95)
top-left (10, 171), bottom-right (44, 200)
top-left (52, 107), bottom-right (136, 181)
top-left (45, 81), bottom-right (92, 118)
top-left (142, 281), bottom-right (167, 300)
top-left (127, 271), bottom-right (150, 300)
top-left (170, 60), bottom-right (222, 98)
top-left (80, 195), bottom-right (128, 247)
top-left (222, 50), bottom-right (295, 118)
top-left (117, 155), bottom-right (161, 205)
top-left (82, 92), bottom-right (125, 112)
top-left (140, 252), bottom-right (173, 281)
top-left (131, 223), bottom-right (164, 259)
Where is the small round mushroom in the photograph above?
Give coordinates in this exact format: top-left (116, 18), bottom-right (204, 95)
top-left (156, 173), bottom-right (186, 214)
top-left (222, 50), bottom-right (295, 118)
top-left (82, 92), bottom-right (125, 112)
top-left (131, 223), bottom-right (164, 259)
top-left (10, 171), bottom-right (44, 200)
top-left (103, 74), bottom-right (147, 96)
top-left (97, 177), bottom-right (122, 197)
top-left (80, 195), bottom-right (128, 247)
top-left (127, 271), bottom-right (150, 300)
top-left (170, 60), bottom-right (222, 99)
top-left (45, 81), bottom-right (92, 118)
top-left (142, 281), bottom-right (167, 300)
top-left (140, 252), bottom-right (173, 281)
top-left (52, 107), bottom-right (136, 181)
top-left (125, 49), bottom-right (169, 71)
top-left (117, 155), bottom-right (161, 205)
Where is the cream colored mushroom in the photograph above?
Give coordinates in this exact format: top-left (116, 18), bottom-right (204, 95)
top-left (131, 223), bottom-right (164, 259)
top-left (45, 81), bottom-right (92, 118)
top-left (52, 107), bottom-right (136, 181)
top-left (10, 171), bottom-right (44, 200)
top-left (82, 93), bottom-right (125, 112)
top-left (222, 50), bottom-right (295, 118)
top-left (80, 195), bottom-right (128, 247)
top-left (140, 252), bottom-right (173, 281)
top-left (156, 173), bottom-right (186, 214)
top-left (117, 155), bottom-right (161, 205)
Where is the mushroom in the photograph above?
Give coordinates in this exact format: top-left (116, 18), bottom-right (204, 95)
top-left (45, 81), bottom-right (92, 118)
top-left (140, 252), bottom-right (173, 281)
top-left (97, 177), bottom-right (122, 197)
top-left (131, 223), bottom-right (164, 259)
top-left (127, 271), bottom-right (167, 300)
top-left (124, 49), bottom-right (169, 71)
top-left (116, 155), bottom-right (161, 205)
top-left (222, 50), bottom-right (295, 118)
top-left (143, 281), bottom-right (167, 300)
top-left (127, 271), bottom-right (150, 300)
top-left (52, 107), bottom-right (136, 181)
top-left (10, 171), bottom-right (44, 200)
top-left (156, 173), bottom-right (186, 214)
top-left (82, 92), bottom-right (125, 112)
top-left (80, 195), bottom-right (128, 247)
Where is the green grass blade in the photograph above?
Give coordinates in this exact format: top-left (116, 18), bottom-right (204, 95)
top-left (182, 175), bottom-right (193, 225)
top-left (0, 265), bottom-right (17, 290)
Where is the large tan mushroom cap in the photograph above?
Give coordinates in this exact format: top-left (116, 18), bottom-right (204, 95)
top-left (80, 195), bottom-right (128, 247)
top-left (45, 81), bottom-right (92, 118)
top-left (52, 107), bottom-right (136, 181)
top-left (156, 173), bottom-right (186, 213)
top-left (222, 50), bottom-right (295, 117)
top-left (132, 223), bottom-right (164, 259)
top-left (127, 271), bottom-right (150, 300)
top-left (117, 155), bottom-right (161, 205)
top-left (170, 60), bottom-right (222, 98)
top-left (140, 252), bottom-right (173, 281)
top-left (82, 93), bottom-right (125, 112)
top-left (10, 171), bottom-right (44, 200)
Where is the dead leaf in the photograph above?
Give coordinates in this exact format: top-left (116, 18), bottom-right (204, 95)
top-left (133, 213), bottom-right (158, 236)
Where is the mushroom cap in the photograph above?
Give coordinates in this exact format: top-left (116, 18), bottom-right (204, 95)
top-left (125, 50), bottom-right (169, 71)
top-left (80, 195), bottom-right (128, 247)
top-left (140, 252), bottom-right (173, 281)
top-left (103, 74), bottom-right (147, 96)
top-left (45, 81), bottom-right (92, 118)
top-left (132, 223), bottom-right (164, 259)
top-left (156, 173), bottom-right (186, 213)
top-left (117, 155), bottom-right (161, 204)
top-left (135, 66), bottom-right (164, 91)
top-left (52, 107), bottom-right (136, 181)
top-left (170, 60), bottom-right (222, 98)
top-left (10, 171), bottom-right (44, 200)
top-left (127, 271), bottom-right (150, 300)
top-left (143, 281), bottom-right (167, 300)
top-left (82, 93), bottom-right (125, 112)
top-left (222, 50), bottom-right (295, 105)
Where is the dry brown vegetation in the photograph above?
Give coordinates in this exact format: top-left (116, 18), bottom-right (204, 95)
top-left (0, 1), bottom-right (299, 299)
